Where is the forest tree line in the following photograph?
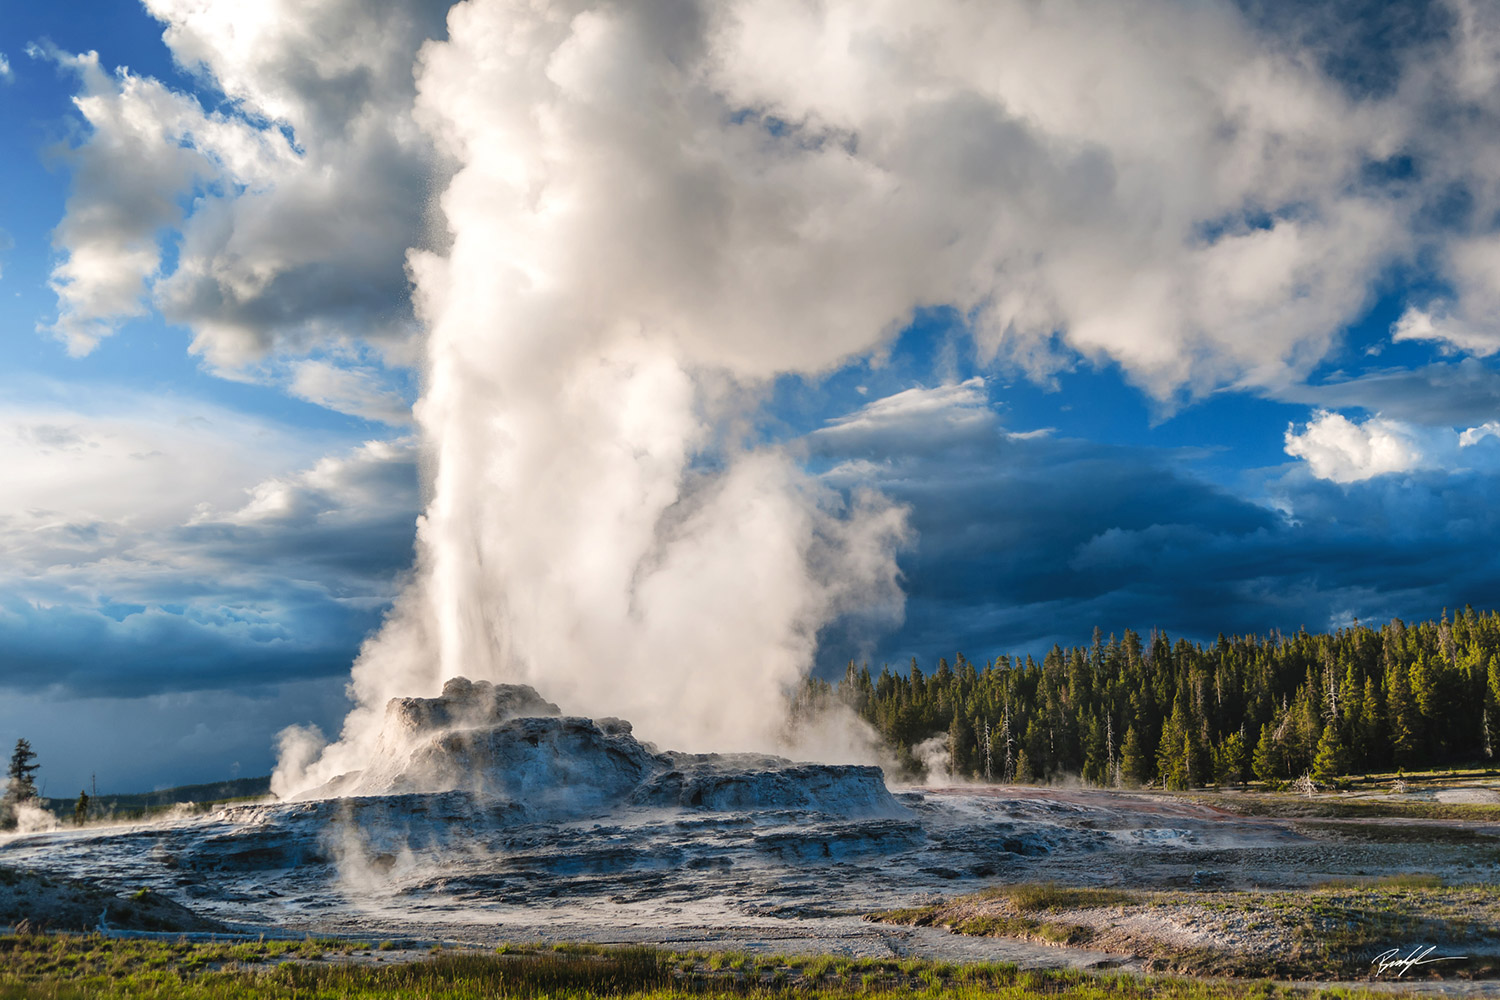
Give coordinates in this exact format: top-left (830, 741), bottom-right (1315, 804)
top-left (798, 609), bottom-right (1500, 788)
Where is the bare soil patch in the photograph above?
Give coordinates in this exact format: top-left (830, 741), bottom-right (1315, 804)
top-left (870, 879), bottom-right (1500, 981)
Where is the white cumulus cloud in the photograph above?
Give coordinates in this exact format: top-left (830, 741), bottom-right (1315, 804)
top-left (40, 0), bottom-right (1500, 401)
top-left (1460, 420), bottom-right (1500, 447)
top-left (1284, 409), bottom-right (1500, 483)
top-left (1284, 411), bottom-right (1432, 483)
top-left (38, 47), bottom-right (286, 355)
top-left (43, 0), bottom-right (447, 368)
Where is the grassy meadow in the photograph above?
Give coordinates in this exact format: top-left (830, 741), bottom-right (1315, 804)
top-left (0, 934), bottom-right (1443, 1000)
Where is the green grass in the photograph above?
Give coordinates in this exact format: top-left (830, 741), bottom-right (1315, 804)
top-left (0, 935), bottom-right (675, 998)
top-left (872, 884), bottom-right (1134, 923)
top-left (0, 932), bottom-right (1445, 999)
top-left (1314, 873), bottom-right (1445, 890)
top-left (1002, 883), bottom-right (1136, 912)
top-left (870, 910), bottom-right (1093, 947)
top-left (1293, 820), bottom-right (1500, 844)
top-left (870, 883), bottom-right (1134, 948)
top-left (1206, 794), bottom-right (1500, 822)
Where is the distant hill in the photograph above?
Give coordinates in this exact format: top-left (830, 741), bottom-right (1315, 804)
top-left (40, 775), bottom-right (272, 823)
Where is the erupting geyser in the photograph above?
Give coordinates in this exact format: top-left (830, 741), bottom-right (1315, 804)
top-left (272, 0), bottom-right (1377, 799)
top-left (272, 0), bottom-right (936, 798)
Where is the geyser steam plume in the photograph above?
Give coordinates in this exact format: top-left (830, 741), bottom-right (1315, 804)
top-left (276, 0), bottom-right (1406, 797)
top-left (276, 0), bottom-right (923, 796)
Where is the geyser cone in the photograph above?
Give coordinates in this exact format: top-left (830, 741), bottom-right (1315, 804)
top-left (287, 678), bottom-right (901, 822)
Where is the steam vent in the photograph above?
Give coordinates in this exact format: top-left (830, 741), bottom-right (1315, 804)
top-left (300, 678), bottom-right (901, 820)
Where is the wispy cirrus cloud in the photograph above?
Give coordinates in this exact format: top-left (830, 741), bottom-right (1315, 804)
top-left (283, 359), bottom-right (412, 426)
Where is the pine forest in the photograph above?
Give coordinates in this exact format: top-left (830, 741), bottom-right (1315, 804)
top-left (802, 609), bottom-right (1500, 788)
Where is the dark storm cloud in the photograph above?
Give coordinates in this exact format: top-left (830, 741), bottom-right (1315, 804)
top-left (813, 384), bottom-right (1500, 671)
top-left (0, 437), bottom-right (419, 698)
top-left (0, 678), bottom-right (355, 795)
top-left (0, 592), bottom-right (380, 696)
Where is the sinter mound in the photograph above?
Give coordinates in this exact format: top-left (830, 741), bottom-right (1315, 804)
top-left (297, 678), bottom-right (899, 819)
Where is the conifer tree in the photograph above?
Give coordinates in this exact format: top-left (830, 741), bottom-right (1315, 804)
top-left (1180, 732), bottom-right (1196, 789)
top-left (1252, 722), bottom-right (1281, 783)
top-left (1293, 687), bottom-right (1321, 772)
top-left (1385, 659), bottom-right (1422, 766)
top-left (1489, 656), bottom-right (1500, 714)
top-left (947, 714), bottom-right (970, 778)
top-left (1311, 722), bottom-right (1349, 783)
top-left (1119, 725), bottom-right (1146, 787)
top-left (1082, 713), bottom-right (1107, 785)
top-left (814, 609), bottom-right (1500, 784)
top-left (1214, 730), bottom-right (1247, 787)
top-left (1023, 717), bottom-right (1048, 781)
top-left (1358, 675), bottom-right (1384, 766)
top-left (5, 739), bottom-right (38, 802)
top-left (1156, 711), bottom-right (1185, 789)
top-left (1, 739), bottom-right (39, 831)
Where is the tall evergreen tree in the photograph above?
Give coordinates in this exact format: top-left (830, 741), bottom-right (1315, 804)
top-left (947, 714), bottom-right (971, 778)
top-left (1386, 659), bottom-right (1422, 766)
top-left (1156, 700), bottom-right (1188, 789)
top-left (1252, 722), bottom-right (1282, 782)
top-left (1311, 723), bottom-right (1349, 783)
top-left (5, 739), bottom-right (38, 802)
top-left (1120, 725), bottom-right (1147, 787)
top-left (1214, 730), bottom-right (1248, 787)
top-left (1081, 713), bottom-right (1107, 785)
top-left (1357, 675), bottom-right (1384, 766)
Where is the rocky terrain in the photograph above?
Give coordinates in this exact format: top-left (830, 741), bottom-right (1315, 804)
top-left (2, 681), bottom-right (1498, 986)
top-left (0, 865), bottom-right (226, 935)
top-left (297, 679), bottom-right (898, 818)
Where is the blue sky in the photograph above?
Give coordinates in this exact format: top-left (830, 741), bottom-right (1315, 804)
top-left (5, 0), bottom-right (1500, 792)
